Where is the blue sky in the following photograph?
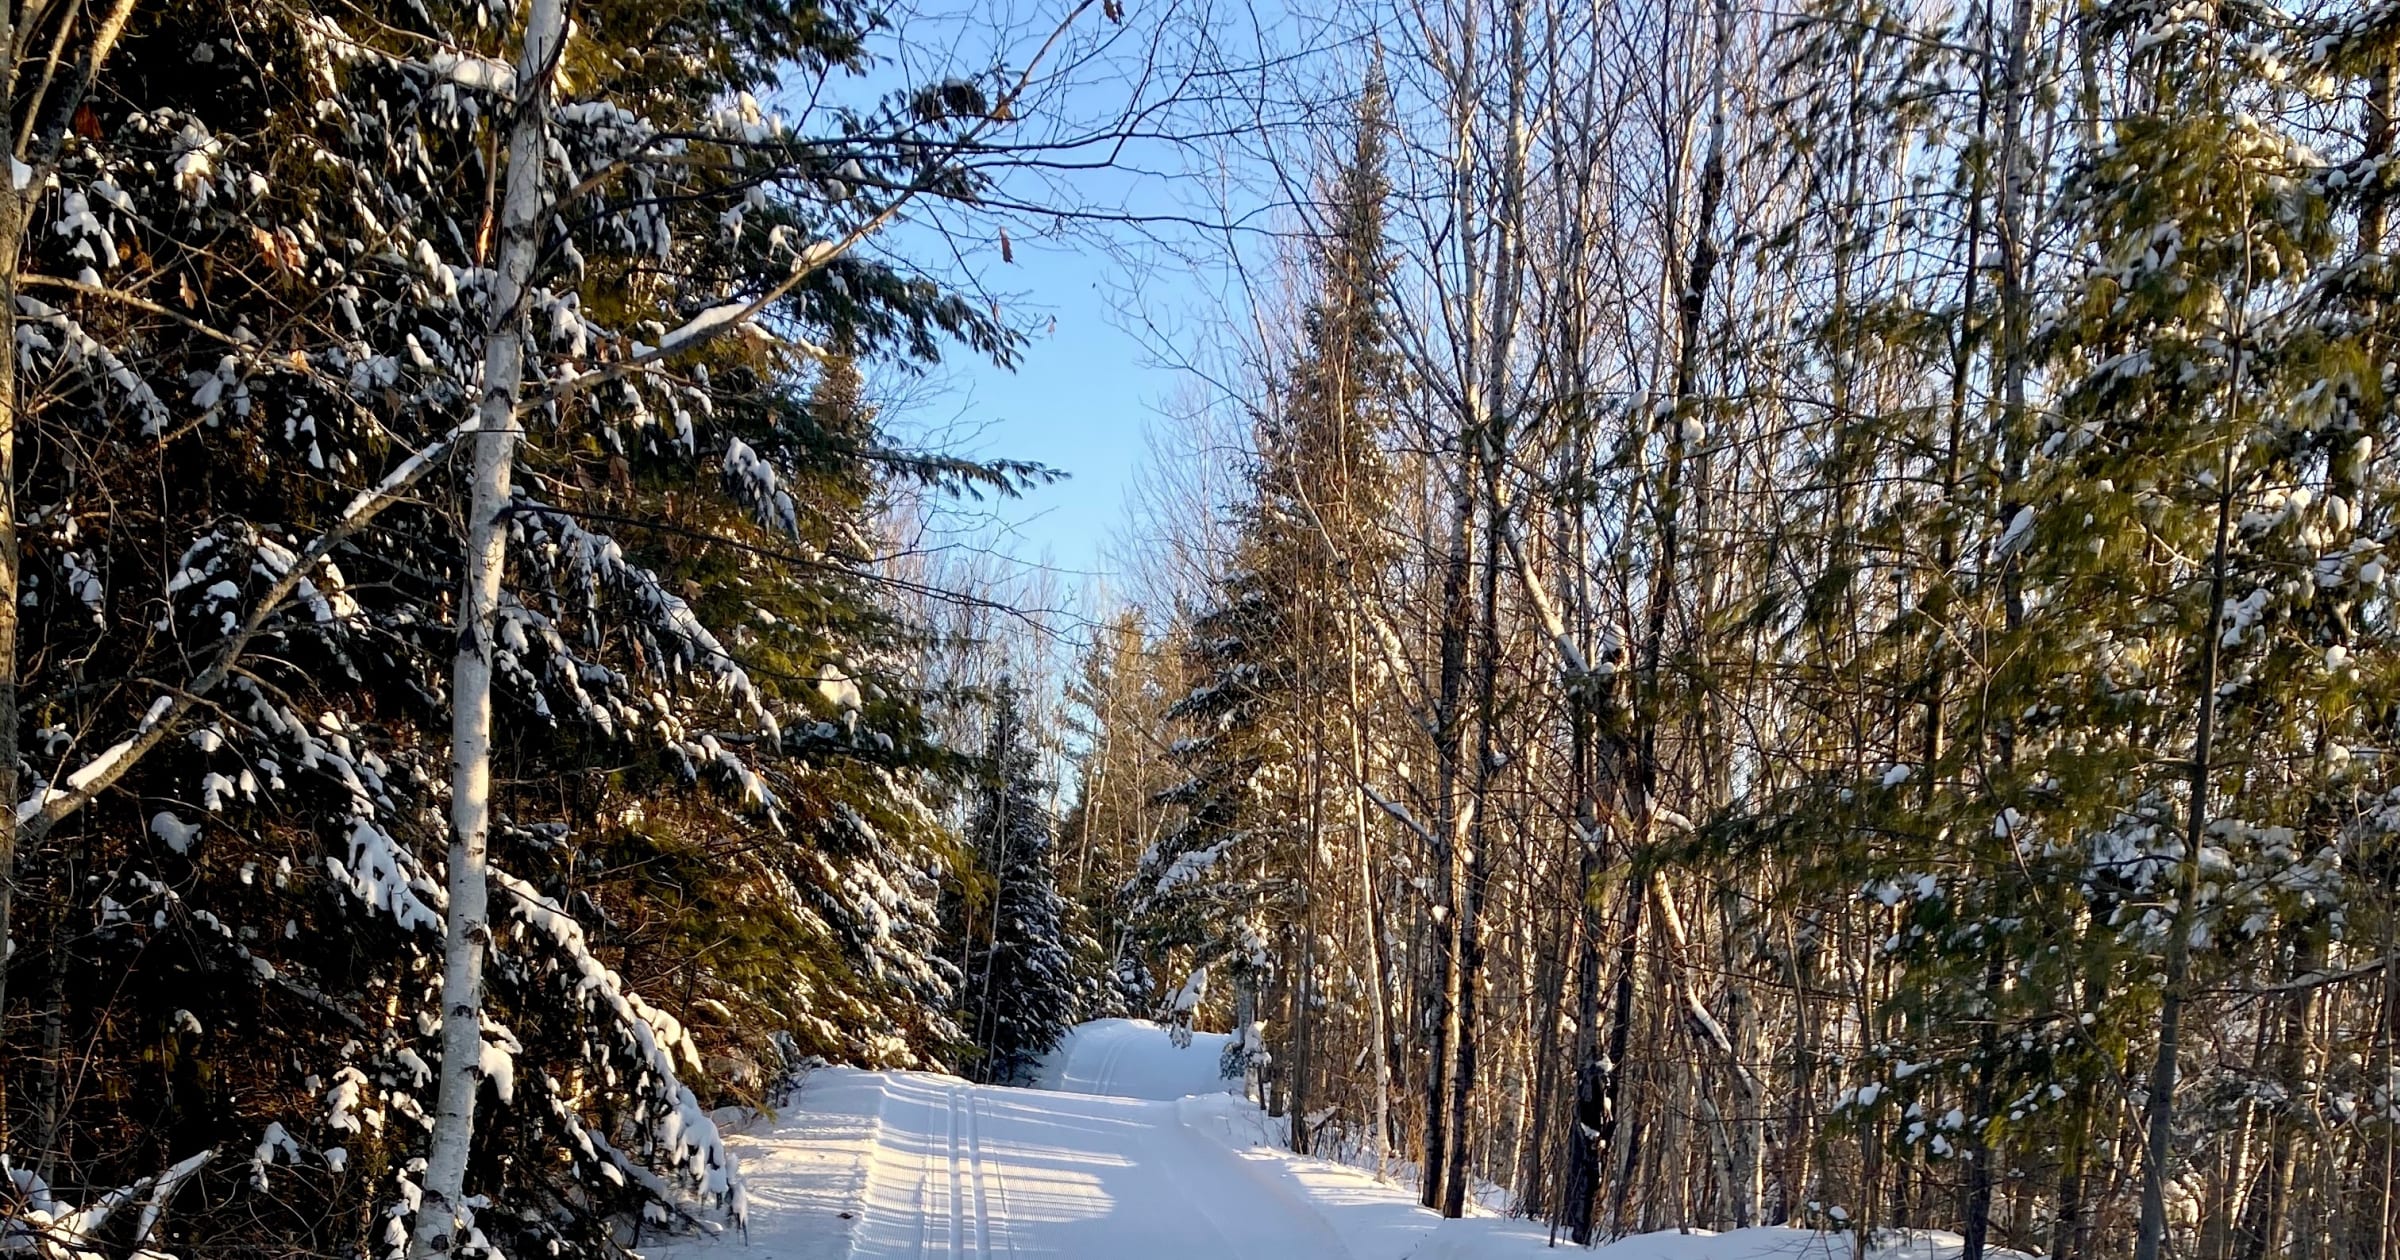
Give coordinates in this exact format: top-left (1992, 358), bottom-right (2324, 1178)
top-left (937, 241), bottom-right (1168, 591)
top-left (834, 0), bottom-right (1331, 605)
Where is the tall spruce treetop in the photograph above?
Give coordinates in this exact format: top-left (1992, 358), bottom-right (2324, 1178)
top-left (1135, 64), bottom-right (1399, 990)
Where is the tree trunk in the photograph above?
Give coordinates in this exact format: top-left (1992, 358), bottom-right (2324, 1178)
top-left (1442, 458), bottom-right (1506, 1219)
top-left (411, 3), bottom-right (566, 1252)
top-left (1347, 604), bottom-right (1394, 1175)
top-left (1421, 479), bottom-right (1474, 1210)
top-left (1560, 719), bottom-right (1609, 1244)
top-left (2132, 445), bottom-right (2236, 1260)
top-left (1516, 895), bottom-right (1565, 1216)
top-left (1604, 891), bottom-right (1645, 1235)
top-left (0, 184), bottom-right (22, 1048)
top-left (2236, 921), bottom-right (2323, 1260)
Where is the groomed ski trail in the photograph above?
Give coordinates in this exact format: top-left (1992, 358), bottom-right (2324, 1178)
top-left (656, 1023), bottom-right (1996, 1260)
top-left (655, 1059), bottom-right (2009, 1260)
top-left (834, 1070), bottom-right (1349, 1260)
top-left (1030, 1017), bottom-right (1241, 1100)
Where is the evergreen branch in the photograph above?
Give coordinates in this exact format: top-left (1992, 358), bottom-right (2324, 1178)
top-left (525, 501), bottom-right (1063, 630)
top-left (518, 4), bottom-right (1103, 420)
top-left (14, 417), bottom-right (475, 843)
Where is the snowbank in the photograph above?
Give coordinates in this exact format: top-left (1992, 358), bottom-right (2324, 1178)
top-left (1171, 1089), bottom-right (2012, 1260)
top-left (1031, 1017), bottom-right (1242, 1099)
top-left (1585, 1229), bottom-right (1995, 1260)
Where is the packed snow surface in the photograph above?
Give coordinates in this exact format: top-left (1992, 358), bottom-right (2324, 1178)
top-left (650, 1058), bottom-right (2007, 1260)
top-left (1028, 1017), bottom-right (1240, 1099)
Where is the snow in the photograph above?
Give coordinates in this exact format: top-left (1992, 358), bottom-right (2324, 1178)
top-left (427, 50), bottom-right (516, 95)
top-left (658, 302), bottom-right (753, 353)
top-left (650, 1064), bottom-right (2011, 1260)
top-left (1583, 1230), bottom-right (2012, 1260)
top-left (1993, 505), bottom-right (2035, 556)
top-left (18, 695), bottom-right (176, 823)
top-left (815, 663), bottom-right (862, 730)
top-left (1029, 1018), bottom-right (1239, 1099)
top-left (647, 1069), bottom-right (1372, 1260)
top-left (726, 437), bottom-right (801, 536)
top-left (149, 810), bottom-right (202, 854)
top-left (170, 122), bottom-right (219, 204)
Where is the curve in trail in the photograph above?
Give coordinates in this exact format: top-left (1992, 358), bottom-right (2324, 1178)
top-left (1161, 1101), bottom-right (1355, 1260)
top-left (1089, 1023), bottom-right (1135, 1097)
top-left (1036, 1018), bottom-right (1239, 1101)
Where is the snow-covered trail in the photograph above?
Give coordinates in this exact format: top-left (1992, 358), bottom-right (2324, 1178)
top-left (658, 1022), bottom-right (1995, 1260)
top-left (830, 1071), bottom-right (1352, 1259)
top-left (1029, 1017), bottom-right (1241, 1100)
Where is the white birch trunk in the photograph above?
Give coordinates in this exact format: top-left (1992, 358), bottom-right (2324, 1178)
top-left (410, 3), bottom-right (565, 1252)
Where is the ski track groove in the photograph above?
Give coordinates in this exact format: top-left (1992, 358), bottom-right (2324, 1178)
top-left (945, 1082), bottom-right (966, 1258)
top-left (1073, 1019), bottom-right (1133, 1096)
top-left (903, 1083), bottom-right (933, 1260)
top-left (1101, 1024), bottom-right (1131, 1094)
top-left (964, 1088), bottom-right (1005, 1260)
top-left (961, 1083), bottom-right (988, 1260)
top-left (829, 1053), bottom-right (1373, 1260)
top-left (976, 1092), bottom-right (1019, 1260)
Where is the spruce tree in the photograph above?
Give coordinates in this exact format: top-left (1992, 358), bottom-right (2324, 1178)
top-left (959, 681), bottom-right (1082, 1084)
top-left (1135, 64), bottom-right (1399, 1131)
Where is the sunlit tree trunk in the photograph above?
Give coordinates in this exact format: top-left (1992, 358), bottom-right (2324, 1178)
top-left (412, 2), bottom-right (565, 1251)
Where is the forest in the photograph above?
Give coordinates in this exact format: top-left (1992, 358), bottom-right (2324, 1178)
top-left (0, 0), bottom-right (2396, 1257)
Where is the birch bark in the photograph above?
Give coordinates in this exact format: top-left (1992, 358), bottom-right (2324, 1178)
top-left (411, 2), bottom-right (565, 1251)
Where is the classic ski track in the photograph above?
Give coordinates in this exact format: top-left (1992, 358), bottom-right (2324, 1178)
top-left (909, 1082), bottom-right (941, 1260)
top-left (657, 1064), bottom-right (1943, 1260)
top-left (960, 1083), bottom-right (991, 1260)
top-left (946, 1082), bottom-right (972, 1259)
top-left (842, 1071), bottom-right (1363, 1259)
top-left (1103, 1023), bottom-right (1134, 1092)
top-left (966, 1088), bottom-right (1012, 1259)
top-left (1071, 1022), bottom-right (1121, 1094)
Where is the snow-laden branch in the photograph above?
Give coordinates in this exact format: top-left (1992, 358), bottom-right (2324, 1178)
top-left (1493, 495), bottom-right (1596, 680)
top-left (21, 274), bottom-right (249, 347)
top-left (518, 5), bottom-right (1103, 418)
top-left (489, 869), bottom-right (739, 1208)
top-left (2, 1146), bottom-right (213, 1260)
top-left (1648, 872), bottom-right (1765, 1098)
top-left (521, 236), bottom-right (845, 414)
top-left (1360, 784), bottom-right (1437, 851)
top-left (510, 503), bottom-right (766, 722)
top-left (14, 417), bottom-right (478, 843)
top-left (297, 14), bottom-right (521, 100)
